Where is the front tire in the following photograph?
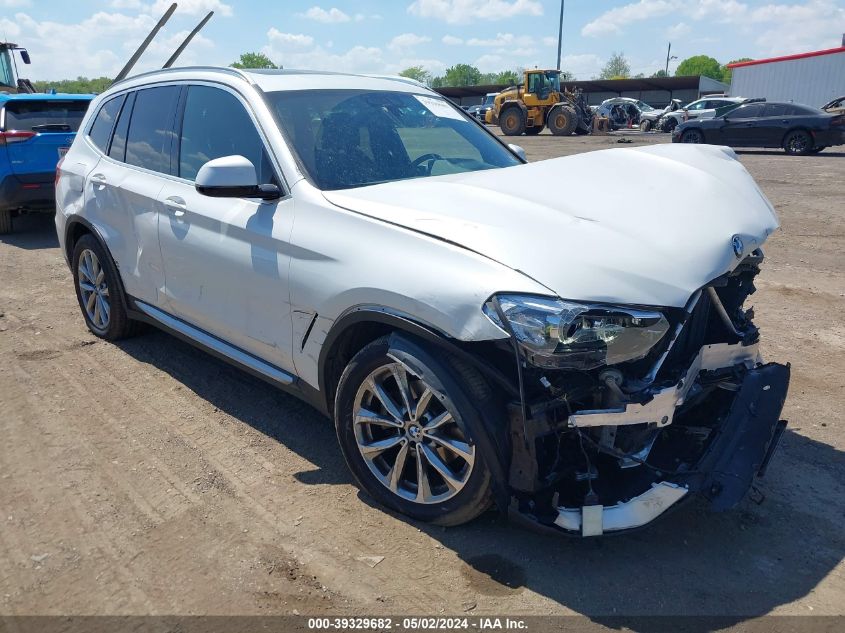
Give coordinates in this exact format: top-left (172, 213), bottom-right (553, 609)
top-left (71, 234), bottom-right (137, 341)
top-left (680, 128), bottom-right (705, 144)
top-left (548, 106), bottom-right (577, 136)
top-left (334, 336), bottom-right (493, 526)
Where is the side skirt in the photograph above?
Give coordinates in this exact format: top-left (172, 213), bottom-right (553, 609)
top-left (127, 299), bottom-right (328, 415)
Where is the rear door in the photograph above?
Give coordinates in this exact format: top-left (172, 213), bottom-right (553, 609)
top-left (84, 86), bottom-right (180, 306)
top-left (3, 99), bottom-right (90, 181)
top-left (157, 83), bottom-right (295, 371)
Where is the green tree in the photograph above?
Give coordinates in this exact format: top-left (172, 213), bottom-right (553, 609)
top-left (599, 52), bottom-right (631, 79)
top-left (489, 70), bottom-right (519, 85)
top-left (441, 63), bottom-right (482, 87)
top-left (399, 66), bottom-right (432, 85)
top-left (650, 69), bottom-right (669, 78)
top-left (675, 55), bottom-right (722, 80)
top-left (721, 58), bottom-right (753, 84)
top-left (231, 52), bottom-right (279, 69)
top-left (32, 76), bottom-right (113, 94)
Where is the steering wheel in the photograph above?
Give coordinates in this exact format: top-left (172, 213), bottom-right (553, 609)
top-left (411, 153), bottom-right (444, 175)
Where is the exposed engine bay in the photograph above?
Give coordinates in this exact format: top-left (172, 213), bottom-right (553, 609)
top-left (489, 251), bottom-right (790, 536)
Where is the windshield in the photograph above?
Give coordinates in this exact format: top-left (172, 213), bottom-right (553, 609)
top-left (484, 94), bottom-right (496, 105)
top-left (267, 89), bottom-right (522, 191)
top-left (636, 100), bottom-right (655, 111)
top-left (0, 50), bottom-right (15, 88)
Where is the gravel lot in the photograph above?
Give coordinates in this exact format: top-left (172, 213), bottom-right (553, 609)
top-left (1, 132), bottom-right (843, 626)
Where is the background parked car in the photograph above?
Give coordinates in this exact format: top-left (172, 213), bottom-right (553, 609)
top-left (673, 101), bottom-right (845, 155)
top-left (467, 92), bottom-right (498, 123)
top-left (0, 93), bottom-right (93, 233)
top-left (595, 97), bottom-right (653, 129)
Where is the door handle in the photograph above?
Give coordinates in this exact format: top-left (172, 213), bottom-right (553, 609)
top-left (164, 196), bottom-right (187, 218)
top-left (90, 173), bottom-right (107, 185)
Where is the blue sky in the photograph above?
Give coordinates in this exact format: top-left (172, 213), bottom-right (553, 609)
top-left (2, 0), bottom-right (843, 81)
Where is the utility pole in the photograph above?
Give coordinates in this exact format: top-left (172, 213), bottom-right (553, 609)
top-left (556, 0), bottom-right (565, 70)
top-left (664, 42), bottom-right (677, 75)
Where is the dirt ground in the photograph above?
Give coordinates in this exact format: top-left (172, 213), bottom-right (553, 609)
top-left (1, 132), bottom-right (843, 627)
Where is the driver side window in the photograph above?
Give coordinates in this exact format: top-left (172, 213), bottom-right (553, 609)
top-left (178, 85), bottom-right (278, 186)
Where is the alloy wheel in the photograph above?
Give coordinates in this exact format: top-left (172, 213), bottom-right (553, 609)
top-left (352, 362), bottom-right (475, 505)
top-left (77, 248), bottom-right (110, 331)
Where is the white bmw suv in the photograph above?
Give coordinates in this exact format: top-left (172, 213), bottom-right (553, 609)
top-left (56, 67), bottom-right (789, 537)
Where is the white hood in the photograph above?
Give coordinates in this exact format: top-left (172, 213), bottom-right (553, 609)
top-left (323, 144), bottom-right (779, 308)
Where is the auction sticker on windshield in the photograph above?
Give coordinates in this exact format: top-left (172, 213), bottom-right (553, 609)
top-left (414, 94), bottom-right (463, 120)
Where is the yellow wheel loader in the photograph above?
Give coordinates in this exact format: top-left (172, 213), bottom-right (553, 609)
top-left (486, 69), bottom-right (592, 136)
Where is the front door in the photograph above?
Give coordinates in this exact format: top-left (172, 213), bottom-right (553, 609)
top-left (718, 103), bottom-right (764, 146)
top-left (156, 84), bottom-right (296, 372)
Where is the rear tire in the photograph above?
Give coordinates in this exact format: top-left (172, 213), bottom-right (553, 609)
top-left (783, 130), bottom-right (812, 155)
top-left (500, 108), bottom-right (526, 136)
top-left (548, 106), bottom-right (577, 136)
top-left (71, 234), bottom-right (138, 341)
top-left (680, 128), bottom-right (705, 144)
top-left (334, 335), bottom-right (494, 526)
top-left (0, 209), bottom-right (11, 235)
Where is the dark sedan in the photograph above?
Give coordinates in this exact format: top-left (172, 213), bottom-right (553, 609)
top-left (672, 101), bottom-right (845, 155)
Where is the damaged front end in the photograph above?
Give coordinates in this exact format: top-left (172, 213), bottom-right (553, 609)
top-left (486, 251), bottom-right (790, 536)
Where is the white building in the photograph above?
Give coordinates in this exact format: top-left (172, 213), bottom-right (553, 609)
top-left (728, 46), bottom-right (845, 108)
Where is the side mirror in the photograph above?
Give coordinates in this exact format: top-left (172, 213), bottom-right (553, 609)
top-left (195, 155), bottom-right (281, 200)
top-left (508, 144), bottom-right (527, 161)
top-left (19, 49), bottom-right (31, 65)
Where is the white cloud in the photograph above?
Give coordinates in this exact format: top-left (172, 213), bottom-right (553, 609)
top-left (267, 29), bottom-right (315, 49)
top-left (749, 0), bottom-right (845, 55)
top-left (151, 0), bottom-right (232, 17)
top-left (582, 0), bottom-right (678, 37)
top-left (298, 6), bottom-right (351, 23)
top-left (0, 0), bottom-right (31, 7)
top-left (109, 0), bottom-right (147, 9)
top-left (666, 22), bottom-right (691, 39)
top-left (408, 0), bottom-right (543, 24)
top-left (388, 33), bottom-right (432, 53)
top-left (442, 35), bottom-right (464, 45)
top-left (560, 53), bottom-right (604, 78)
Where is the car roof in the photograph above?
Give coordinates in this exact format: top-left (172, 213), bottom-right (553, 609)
top-left (110, 66), bottom-right (433, 96)
top-left (0, 92), bottom-right (94, 103)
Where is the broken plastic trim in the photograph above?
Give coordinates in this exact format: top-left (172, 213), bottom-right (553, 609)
top-left (568, 342), bottom-right (761, 428)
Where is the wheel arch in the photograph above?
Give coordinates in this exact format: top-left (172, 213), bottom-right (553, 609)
top-left (64, 216), bottom-right (109, 266)
top-left (318, 307), bottom-right (517, 418)
top-left (781, 126), bottom-right (813, 147)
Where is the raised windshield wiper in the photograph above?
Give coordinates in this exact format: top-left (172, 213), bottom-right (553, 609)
top-left (30, 123), bottom-right (73, 132)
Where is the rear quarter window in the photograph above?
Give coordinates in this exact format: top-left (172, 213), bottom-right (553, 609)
top-left (88, 94), bottom-right (126, 153)
top-left (3, 100), bottom-right (90, 132)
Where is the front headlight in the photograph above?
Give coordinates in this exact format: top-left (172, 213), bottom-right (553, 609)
top-left (483, 294), bottom-right (670, 370)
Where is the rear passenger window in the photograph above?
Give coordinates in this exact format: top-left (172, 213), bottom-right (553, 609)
top-left (178, 85), bottom-right (277, 185)
top-left (125, 86), bottom-right (180, 174)
top-left (109, 92), bottom-right (135, 162)
top-left (88, 95), bottom-right (125, 152)
top-left (763, 104), bottom-right (787, 117)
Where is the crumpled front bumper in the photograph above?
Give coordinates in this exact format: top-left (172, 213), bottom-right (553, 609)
top-left (553, 361), bottom-right (790, 536)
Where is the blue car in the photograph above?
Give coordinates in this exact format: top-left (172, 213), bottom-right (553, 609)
top-left (0, 93), bottom-right (93, 233)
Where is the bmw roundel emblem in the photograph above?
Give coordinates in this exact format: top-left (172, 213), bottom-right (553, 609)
top-left (731, 235), bottom-right (744, 258)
